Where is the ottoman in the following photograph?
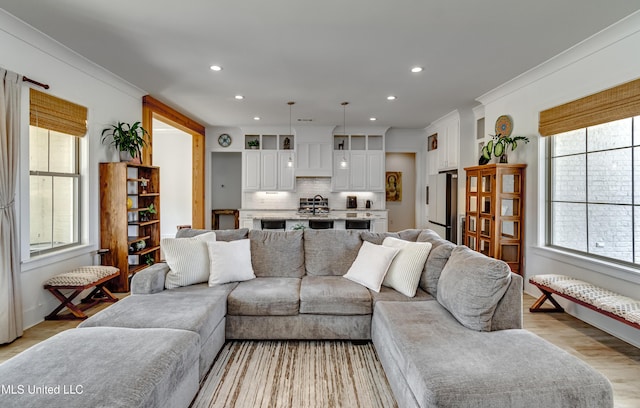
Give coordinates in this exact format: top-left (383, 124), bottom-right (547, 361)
top-left (79, 284), bottom-right (230, 381)
top-left (0, 327), bottom-right (199, 408)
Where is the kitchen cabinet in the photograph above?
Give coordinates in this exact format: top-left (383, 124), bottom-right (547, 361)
top-left (242, 134), bottom-right (295, 191)
top-left (99, 162), bottom-right (161, 292)
top-left (332, 134), bottom-right (385, 192)
top-left (464, 163), bottom-right (526, 275)
top-left (426, 111), bottom-right (460, 174)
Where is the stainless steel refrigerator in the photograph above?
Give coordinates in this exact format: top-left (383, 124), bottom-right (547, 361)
top-left (427, 171), bottom-right (457, 242)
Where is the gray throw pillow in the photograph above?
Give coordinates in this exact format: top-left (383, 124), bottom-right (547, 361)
top-left (397, 229), bottom-right (423, 242)
top-left (176, 228), bottom-right (248, 241)
top-left (437, 246), bottom-right (512, 331)
top-left (416, 229), bottom-right (455, 296)
top-left (249, 230), bottom-right (305, 278)
top-left (361, 231), bottom-right (400, 245)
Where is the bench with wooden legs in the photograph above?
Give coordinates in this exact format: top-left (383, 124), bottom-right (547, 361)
top-left (44, 266), bottom-right (120, 320)
top-left (529, 274), bottom-right (640, 330)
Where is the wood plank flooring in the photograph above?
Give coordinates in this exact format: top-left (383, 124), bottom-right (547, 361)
top-left (1, 293), bottom-right (638, 407)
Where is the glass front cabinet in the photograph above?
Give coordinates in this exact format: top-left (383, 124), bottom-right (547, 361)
top-left (464, 163), bottom-right (526, 275)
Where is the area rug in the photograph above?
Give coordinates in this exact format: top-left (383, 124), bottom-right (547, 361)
top-left (191, 340), bottom-right (398, 408)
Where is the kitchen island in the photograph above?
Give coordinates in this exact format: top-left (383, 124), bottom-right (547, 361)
top-left (239, 209), bottom-right (388, 232)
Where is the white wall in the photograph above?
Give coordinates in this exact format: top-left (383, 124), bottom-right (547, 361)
top-left (474, 12), bottom-right (640, 347)
top-left (385, 153), bottom-right (416, 231)
top-left (1, 10), bottom-right (145, 329)
top-left (153, 124), bottom-right (193, 237)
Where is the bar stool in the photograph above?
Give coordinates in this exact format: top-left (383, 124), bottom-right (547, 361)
top-left (308, 219), bottom-right (334, 229)
top-left (261, 219), bottom-right (286, 231)
top-left (345, 219), bottom-right (371, 230)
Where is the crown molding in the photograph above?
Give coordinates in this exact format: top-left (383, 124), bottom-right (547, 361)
top-left (476, 10), bottom-right (640, 105)
top-left (0, 9), bottom-right (145, 99)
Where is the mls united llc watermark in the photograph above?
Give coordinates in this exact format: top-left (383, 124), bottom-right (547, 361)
top-left (1, 384), bottom-right (84, 395)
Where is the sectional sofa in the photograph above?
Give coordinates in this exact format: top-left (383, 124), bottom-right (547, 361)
top-left (0, 228), bottom-right (613, 408)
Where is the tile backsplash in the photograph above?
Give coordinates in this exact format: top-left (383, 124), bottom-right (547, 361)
top-left (242, 178), bottom-right (384, 210)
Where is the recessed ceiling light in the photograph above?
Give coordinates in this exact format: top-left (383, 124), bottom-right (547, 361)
top-left (387, 96), bottom-right (397, 101)
top-left (210, 65), bottom-right (222, 71)
top-left (253, 116), bottom-right (261, 121)
top-left (369, 117), bottom-right (377, 121)
top-left (235, 95), bottom-right (244, 100)
top-left (411, 66), bottom-right (423, 73)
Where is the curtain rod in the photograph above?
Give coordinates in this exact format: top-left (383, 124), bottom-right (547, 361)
top-left (23, 76), bottom-right (49, 90)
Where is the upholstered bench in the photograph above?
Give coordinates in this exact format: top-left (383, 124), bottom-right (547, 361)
top-left (43, 265), bottom-right (119, 320)
top-left (529, 274), bottom-right (640, 329)
top-left (0, 326), bottom-right (199, 408)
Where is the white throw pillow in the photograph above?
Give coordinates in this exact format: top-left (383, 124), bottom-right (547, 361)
top-left (343, 241), bottom-right (400, 292)
top-left (163, 232), bottom-right (217, 289)
top-left (207, 239), bottom-right (256, 286)
top-left (381, 237), bottom-right (432, 297)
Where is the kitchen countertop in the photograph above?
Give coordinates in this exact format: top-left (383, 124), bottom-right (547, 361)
top-left (239, 209), bottom-right (387, 220)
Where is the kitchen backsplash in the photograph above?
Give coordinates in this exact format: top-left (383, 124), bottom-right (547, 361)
top-left (242, 178), bottom-right (385, 210)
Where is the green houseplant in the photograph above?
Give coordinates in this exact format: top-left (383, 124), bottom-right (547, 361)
top-left (481, 134), bottom-right (530, 163)
top-left (247, 139), bottom-right (260, 149)
top-left (139, 203), bottom-right (157, 222)
top-left (101, 121), bottom-right (149, 163)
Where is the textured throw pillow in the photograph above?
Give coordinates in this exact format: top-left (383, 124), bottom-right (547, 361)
top-left (417, 229), bottom-right (456, 296)
top-left (437, 246), bottom-right (512, 331)
top-left (343, 241), bottom-right (400, 292)
top-left (163, 232), bottom-right (217, 289)
top-left (381, 237), bottom-right (432, 297)
top-left (249, 230), bottom-right (305, 278)
top-left (207, 239), bottom-right (256, 286)
top-left (176, 228), bottom-right (249, 241)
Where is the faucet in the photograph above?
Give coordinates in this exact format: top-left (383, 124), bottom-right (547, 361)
top-left (312, 194), bottom-right (324, 215)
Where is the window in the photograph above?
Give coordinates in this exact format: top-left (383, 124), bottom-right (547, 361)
top-left (548, 116), bottom-right (640, 265)
top-left (29, 89), bottom-right (86, 255)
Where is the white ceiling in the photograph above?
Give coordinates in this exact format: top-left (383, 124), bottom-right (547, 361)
top-left (2, 1), bottom-right (640, 128)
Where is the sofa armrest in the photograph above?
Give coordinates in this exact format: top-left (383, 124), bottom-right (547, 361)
top-left (491, 272), bottom-right (523, 330)
top-left (130, 262), bottom-right (169, 294)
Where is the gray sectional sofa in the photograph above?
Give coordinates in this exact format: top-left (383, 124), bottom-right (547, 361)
top-left (0, 228), bottom-right (613, 408)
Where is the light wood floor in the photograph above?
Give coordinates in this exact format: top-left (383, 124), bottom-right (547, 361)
top-left (1, 294), bottom-right (638, 407)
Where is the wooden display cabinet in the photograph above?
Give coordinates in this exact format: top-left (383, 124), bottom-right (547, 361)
top-left (99, 162), bottom-right (161, 292)
top-left (464, 163), bottom-right (526, 275)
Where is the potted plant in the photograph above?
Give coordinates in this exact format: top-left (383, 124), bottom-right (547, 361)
top-left (481, 134), bottom-right (530, 163)
top-left (248, 139), bottom-right (260, 149)
top-left (101, 121), bottom-right (149, 163)
top-left (139, 203), bottom-right (157, 222)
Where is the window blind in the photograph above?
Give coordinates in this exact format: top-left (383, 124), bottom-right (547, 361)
top-left (30, 88), bottom-right (87, 137)
top-left (539, 78), bottom-right (640, 137)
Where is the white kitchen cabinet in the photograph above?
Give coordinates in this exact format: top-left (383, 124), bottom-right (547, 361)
top-left (296, 142), bottom-right (332, 177)
top-left (243, 151), bottom-right (261, 191)
top-left (242, 134), bottom-right (295, 191)
top-left (438, 118), bottom-right (459, 170)
top-left (332, 134), bottom-right (385, 192)
top-left (372, 217), bottom-right (388, 233)
top-left (278, 151), bottom-right (295, 191)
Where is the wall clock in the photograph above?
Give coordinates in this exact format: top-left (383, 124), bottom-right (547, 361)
top-left (218, 133), bottom-right (232, 147)
top-left (495, 115), bottom-right (513, 137)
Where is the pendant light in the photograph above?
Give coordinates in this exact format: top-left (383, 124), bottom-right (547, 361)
top-left (287, 101), bottom-right (295, 167)
top-left (340, 102), bottom-right (349, 169)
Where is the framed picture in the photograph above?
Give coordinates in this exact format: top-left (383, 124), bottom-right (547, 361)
top-left (427, 133), bottom-right (438, 151)
top-left (386, 171), bottom-right (402, 202)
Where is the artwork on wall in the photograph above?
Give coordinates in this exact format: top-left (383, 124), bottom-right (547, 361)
top-left (386, 171), bottom-right (402, 202)
top-left (427, 133), bottom-right (438, 151)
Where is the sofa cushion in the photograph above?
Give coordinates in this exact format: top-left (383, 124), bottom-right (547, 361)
top-left (300, 276), bottom-right (372, 315)
top-left (343, 241), bottom-right (400, 292)
top-left (361, 231), bottom-right (400, 245)
top-left (162, 231), bottom-right (217, 289)
top-left (396, 228), bottom-right (423, 242)
top-left (304, 230), bottom-right (363, 276)
top-left (0, 327), bottom-right (199, 408)
top-left (437, 246), bottom-right (511, 331)
top-left (416, 229), bottom-right (456, 296)
top-left (227, 277), bottom-right (301, 316)
top-left (176, 228), bottom-right (249, 241)
top-left (207, 239), bottom-right (255, 285)
top-left (368, 286), bottom-right (434, 305)
top-left (372, 301), bottom-right (613, 408)
top-left (249, 230), bottom-right (305, 278)
top-left (381, 237), bottom-right (432, 297)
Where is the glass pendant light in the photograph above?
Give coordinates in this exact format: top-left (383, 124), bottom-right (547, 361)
top-left (340, 102), bottom-right (349, 169)
top-left (287, 101), bottom-right (294, 167)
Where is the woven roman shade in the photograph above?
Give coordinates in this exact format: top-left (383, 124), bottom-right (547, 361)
top-left (30, 88), bottom-right (87, 137)
top-left (539, 78), bottom-right (640, 137)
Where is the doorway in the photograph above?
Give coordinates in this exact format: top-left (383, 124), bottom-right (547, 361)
top-left (211, 152), bottom-right (242, 229)
top-left (153, 119), bottom-right (193, 238)
top-left (385, 153), bottom-right (416, 232)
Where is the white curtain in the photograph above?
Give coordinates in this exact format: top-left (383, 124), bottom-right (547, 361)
top-left (0, 68), bottom-right (23, 344)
